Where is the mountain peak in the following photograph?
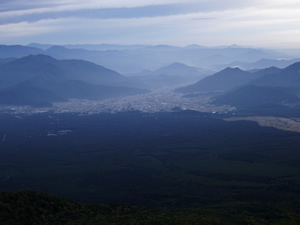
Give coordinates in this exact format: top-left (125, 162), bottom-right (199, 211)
top-left (176, 66), bottom-right (254, 93)
top-left (46, 45), bottom-right (68, 51)
top-left (154, 62), bottom-right (201, 77)
top-left (217, 67), bottom-right (246, 75)
top-left (283, 61), bottom-right (300, 72)
top-left (184, 44), bottom-right (206, 49)
top-left (26, 54), bottom-right (56, 61)
top-left (165, 62), bottom-right (191, 69)
top-left (11, 54), bottom-right (58, 66)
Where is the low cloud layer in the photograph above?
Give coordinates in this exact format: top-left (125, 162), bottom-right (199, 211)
top-left (0, 0), bottom-right (299, 48)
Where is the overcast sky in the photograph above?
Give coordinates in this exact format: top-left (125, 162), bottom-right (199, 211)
top-left (1, 0), bottom-right (300, 48)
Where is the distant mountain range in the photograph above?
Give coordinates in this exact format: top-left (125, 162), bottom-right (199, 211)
top-left (0, 45), bottom-right (43, 58)
top-left (28, 43), bottom-right (149, 51)
top-left (2, 44), bottom-right (300, 110)
top-left (0, 44), bottom-right (294, 74)
top-left (127, 62), bottom-right (207, 89)
top-left (178, 61), bottom-right (300, 112)
top-left (176, 66), bottom-right (282, 93)
top-left (250, 62), bottom-right (300, 87)
top-left (176, 67), bottom-right (255, 93)
top-left (0, 55), bottom-right (148, 106)
top-left (215, 58), bottom-right (300, 71)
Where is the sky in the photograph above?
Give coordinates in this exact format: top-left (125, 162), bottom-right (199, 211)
top-left (0, 0), bottom-right (300, 48)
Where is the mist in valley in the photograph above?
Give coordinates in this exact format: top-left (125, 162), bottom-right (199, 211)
top-left (1, 0), bottom-right (300, 224)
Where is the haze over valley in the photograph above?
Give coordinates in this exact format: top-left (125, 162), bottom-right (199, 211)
top-left (1, 43), bottom-right (300, 116)
top-left (1, 0), bottom-right (300, 224)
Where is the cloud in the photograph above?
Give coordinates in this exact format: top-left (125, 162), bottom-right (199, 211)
top-left (0, 0), bottom-right (300, 47)
top-left (0, 20), bottom-right (59, 41)
top-left (0, 4), bottom-right (210, 25)
top-left (0, 0), bottom-right (279, 24)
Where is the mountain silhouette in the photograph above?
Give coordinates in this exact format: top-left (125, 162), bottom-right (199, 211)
top-left (251, 62), bottom-right (300, 87)
top-left (130, 62), bottom-right (206, 89)
top-left (0, 55), bottom-right (148, 106)
top-left (176, 67), bottom-right (253, 93)
top-left (214, 85), bottom-right (300, 109)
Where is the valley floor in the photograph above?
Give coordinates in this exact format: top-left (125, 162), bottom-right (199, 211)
top-left (0, 89), bottom-right (234, 115)
top-left (225, 116), bottom-right (300, 133)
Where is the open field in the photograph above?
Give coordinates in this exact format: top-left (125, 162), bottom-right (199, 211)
top-left (225, 116), bottom-right (300, 133)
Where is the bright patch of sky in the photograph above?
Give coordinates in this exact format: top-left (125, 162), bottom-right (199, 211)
top-left (0, 0), bottom-right (300, 48)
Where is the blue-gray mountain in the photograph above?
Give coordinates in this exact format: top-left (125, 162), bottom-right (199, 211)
top-left (250, 62), bottom-right (300, 87)
top-left (127, 62), bottom-right (207, 89)
top-left (0, 57), bottom-right (16, 65)
top-left (214, 85), bottom-right (300, 109)
top-left (177, 62), bottom-right (300, 113)
top-left (214, 58), bottom-right (300, 71)
top-left (175, 67), bottom-right (279, 93)
top-left (0, 45), bottom-right (43, 58)
top-left (0, 55), bottom-right (148, 106)
top-left (177, 62), bottom-right (300, 93)
top-left (0, 44), bottom-right (289, 74)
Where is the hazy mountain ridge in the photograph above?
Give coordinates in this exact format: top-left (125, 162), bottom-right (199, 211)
top-left (0, 55), bottom-right (148, 106)
top-left (0, 44), bottom-right (288, 74)
top-left (177, 62), bottom-right (300, 94)
top-left (28, 43), bottom-right (149, 51)
top-left (127, 62), bottom-right (207, 89)
top-left (214, 63), bottom-right (300, 111)
top-left (1, 44), bottom-right (299, 110)
top-left (178, 61), bottom-right (300, 113)
top-left (0, 57), bottom-right (16, 65)
top-left (176, 67), bottom-right (255, 93)
top-left (216, 58), bottom-right (300, 71)
top-left (153, 62), bottom-right (204, 76)
top-left (0, 54), bottom-right (127, 88)
top-left (0, 45), bottom-right (44, 58)
top-left (250, 62), bottom-right (300, 87)
top-left (0, 54), bottom-right (66, 89)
